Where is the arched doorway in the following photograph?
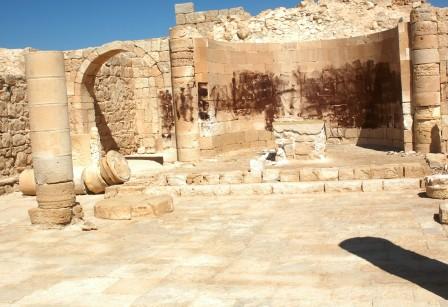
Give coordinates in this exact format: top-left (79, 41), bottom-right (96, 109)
top-left (68, 41), bottom-right (175, 158)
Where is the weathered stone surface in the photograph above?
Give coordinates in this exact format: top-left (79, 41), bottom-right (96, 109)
top-left (325, 181), bottom-right (362, 193)
top-left (362, 180), bottom-right (383, 192)
top-left (263, 169), bottom-right (280, 183)
top-left (403, 163), bottom-right (426, 178)
top-left (279, 170), bottom-right (300, 182)
top-left (220, 171), bottom-right (243, 184)
top-left (167, 174), bottom-right (187, 186)
top-left (338, 167), bottom-right (355, 180)
top-left (36, 182), bottom-right (76, 209)
top-left (94, 194), bottom-right (174, 220)
top-left (272, 182), bottom-right (325, 194)
top-left (28, 207), bottom-right (72, 225)
top-left (186, 173), bottom-right (204, 185)
top-left (426, 184), bottom-right (448, 199)
top-left (425, 153), bottom-right (447, 168)
top-left (243, 171), bottom-right (262, 183)
top-left (383, 178), bottom-right (421, 191)
top-left (230, 183), bottom-right (272, 195)
top-left (354, 166), bottom-right (371, 180)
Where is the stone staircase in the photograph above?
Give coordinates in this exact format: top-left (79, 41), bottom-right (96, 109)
top-left (105, 162), bottom-right (429, 198)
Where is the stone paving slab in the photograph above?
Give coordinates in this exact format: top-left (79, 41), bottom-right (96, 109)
top-left (0, 191), bottom-right (447, 306)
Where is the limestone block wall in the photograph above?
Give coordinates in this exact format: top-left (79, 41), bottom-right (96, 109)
top-left (92, 53), bottom-right (137, 155)
top-left (194, 27), bottom-right (405, 156)
top-left (0, 74), bottom-right (31, 195)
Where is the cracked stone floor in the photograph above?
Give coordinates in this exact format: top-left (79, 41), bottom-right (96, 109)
top-left (0, 190), bottom-right (447, 306)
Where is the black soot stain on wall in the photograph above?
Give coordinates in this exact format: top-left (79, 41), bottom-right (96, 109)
top-left (207, 60), bottom-right (402, 131)
top-left (158, 90), bottom-right (175, 138)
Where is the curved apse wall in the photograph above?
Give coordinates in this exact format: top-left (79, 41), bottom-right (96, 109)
top-left (194, 26), bottom-right (405, 156)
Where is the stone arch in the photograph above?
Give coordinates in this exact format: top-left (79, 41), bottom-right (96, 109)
top-left (68, 41), bottom-right (169, 155)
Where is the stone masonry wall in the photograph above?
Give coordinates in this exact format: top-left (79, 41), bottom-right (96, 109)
top-left (93, 53), bottom-right (137, 155)
top-left (64, 38), bottom-right (175, 159)
top-left (0, 72), bottom-right (31, 196)
top-left (194, 27), bottom-right (405, 156)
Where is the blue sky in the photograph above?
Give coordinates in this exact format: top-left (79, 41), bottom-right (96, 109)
top-left (0, 0), bottom-right (445, 50)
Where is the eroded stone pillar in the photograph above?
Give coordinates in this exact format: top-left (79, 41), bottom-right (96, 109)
top-left (411, 8), bottom-right (442, 153)
top-left (169, 23), bottom-right (201, 162)
top-left (25, 51), bottom-right (77, 225)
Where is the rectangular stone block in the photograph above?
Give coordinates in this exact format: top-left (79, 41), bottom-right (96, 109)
top-left (383, 178), bottom-right (421, 191)
top-left (299, 168), bottom-right (319, 181)
top-left (362, 180), bottom-right (383, 192)
top-left (180, 185), bottom-right (214, 197)
top-left (338, 167), bottom-right (355, 180)
top-left (403, 163), bottom-right (426, 178)
top-left (166, 174), bottom-right (187, 186)
top-left (325, 181), bottom-right (362, 193)
top-left (280, 170), bottom-right (300, 182)
top-left (354, 166), bottom-right (371, 180)
top-left (175, 2), bottom-right (194, 14)
top-left (263, 169), bottom-right (280, 182)
top-left (243, 171), bottom-right (262, 184)
top-left (230, 183), bottom-right (273, 195)
top-left (272, 182), bottom-right (325, 194)
top-left (220, 171), bottom-right (243, 184)
top-left (317, 168), bottom-right (339, 181)
top-left (370, 164), bottom-right (403, 179)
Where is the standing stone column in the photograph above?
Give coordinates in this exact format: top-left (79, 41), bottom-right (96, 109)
top-left (25, 51), bottom-right (77, 225)
top-left (411, 8), bottom-right (442, 153)
top-left (169, 23), bottom-right (201, 162)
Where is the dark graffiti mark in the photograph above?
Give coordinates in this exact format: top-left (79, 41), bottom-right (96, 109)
top-left (198, 82), bottom-right (210, 121)
top-left (207, 60), bottom-right (402, 130)
top-left (175, 86), bottom-right (194, 122)
top-left (295, 60), bottom-right (402, 128)
top-left (158, 90), bottom-right (175, 138)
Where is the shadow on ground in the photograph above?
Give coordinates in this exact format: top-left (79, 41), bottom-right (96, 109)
top-left (339, 237), bottom-right (448, 300)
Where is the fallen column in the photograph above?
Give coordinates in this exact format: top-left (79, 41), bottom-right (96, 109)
top-left (25, 51), bottom-right (77, 225)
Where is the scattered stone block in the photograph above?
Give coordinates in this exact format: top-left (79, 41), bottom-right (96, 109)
top-left (425, 153), bottom-right (447, 168)
top-left (425, 174), bottom-right (448, 199)
top-left (439, 203), bottom-right (448, 224)
top-left (325, 181), bottom-right (362, 193)
top-left (94, 195), bottom-right (174, 220)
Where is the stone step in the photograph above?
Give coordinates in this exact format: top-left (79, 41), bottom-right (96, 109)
top-left (122, 162), bottom-right (427, 187)
top-left (107, 178), bottom-right (423, 199)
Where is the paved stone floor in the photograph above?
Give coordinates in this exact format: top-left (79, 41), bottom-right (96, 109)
top-left (0, 191), bottom-right (447, 306)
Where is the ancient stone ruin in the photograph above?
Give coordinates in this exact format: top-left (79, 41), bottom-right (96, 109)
top-left (0, 0), bottom-right (447, 225)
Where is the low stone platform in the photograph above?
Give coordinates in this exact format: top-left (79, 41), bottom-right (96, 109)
top-left (107, 161), bottom-right (428, 198)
